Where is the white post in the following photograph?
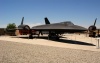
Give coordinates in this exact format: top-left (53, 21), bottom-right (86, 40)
top-left (96, 38), bottom-right (100, 49)
top-left (97, 39), bottom-right (99, 49)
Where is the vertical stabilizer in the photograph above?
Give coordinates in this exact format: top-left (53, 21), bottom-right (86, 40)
top-left (21, 17), bottom-right (24, 25)
top-left (94, 18), bottom-right (97, 26)
top-left (44, 17), bottom-right (50, 24)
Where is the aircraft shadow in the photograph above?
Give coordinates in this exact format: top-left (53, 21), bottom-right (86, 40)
top-left (37, 37), bottom-right (95, 46)
top-left (12, 36), bottom-right (95, 46)
top-left (56, 39), bottom-right (95, 46)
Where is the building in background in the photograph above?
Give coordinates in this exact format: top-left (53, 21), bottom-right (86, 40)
top-left (0, 28), bottom-right (5, 35)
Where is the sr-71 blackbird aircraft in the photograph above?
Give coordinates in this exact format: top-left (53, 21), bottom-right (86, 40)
top-left (17, 17), bottom-right (87, 40)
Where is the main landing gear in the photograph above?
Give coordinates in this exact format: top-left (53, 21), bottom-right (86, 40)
top-left (29, 29), bottom-right (33, 39)
top-left (48, 33), bottom-right (60, 40)
top-left (29, 34), bottom-right (33, 39)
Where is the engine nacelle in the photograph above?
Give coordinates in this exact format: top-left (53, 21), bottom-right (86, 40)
top-left (88, 25), bottom-right (96, 32)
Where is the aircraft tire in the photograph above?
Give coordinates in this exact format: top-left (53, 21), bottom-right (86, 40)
top-left (29, 34), bottom-right (33, 39)
top-left (56, 37), bottom-right (59, 40)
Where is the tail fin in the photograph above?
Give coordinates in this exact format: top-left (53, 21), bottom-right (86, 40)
top-left (21, 17), bottom-right (24, 25)
top-left (94, 18), bottom-right (97, 26)
top-left (44, 17), bottom-right (50, 24)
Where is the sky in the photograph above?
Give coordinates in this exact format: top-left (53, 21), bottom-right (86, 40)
top-left (0, 0), bottom-right (100, 28)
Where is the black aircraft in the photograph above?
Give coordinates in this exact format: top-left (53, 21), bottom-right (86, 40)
top-left (17, 17), bottom-right (87, 40)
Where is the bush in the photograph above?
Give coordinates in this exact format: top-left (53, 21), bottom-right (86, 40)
top-left (6, 23), bottom-right (16, 36)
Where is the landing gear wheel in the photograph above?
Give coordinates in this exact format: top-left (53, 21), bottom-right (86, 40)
top-left (29, 34), bottom-right (33, 39)
top-left (48, 35), bottom-right (60, 40)
top-left (56, 36), bottom-right (59, 40)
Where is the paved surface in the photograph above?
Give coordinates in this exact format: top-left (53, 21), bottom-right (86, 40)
top-left (0, 40), bottom-right (100, 63)
top-left (0, 34), bottom-right (100, 51)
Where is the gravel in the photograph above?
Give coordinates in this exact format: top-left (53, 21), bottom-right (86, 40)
top-left (0, 40), bottom-right (100, 63)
